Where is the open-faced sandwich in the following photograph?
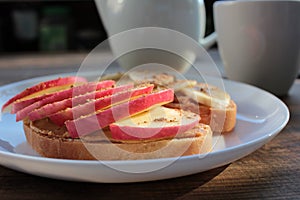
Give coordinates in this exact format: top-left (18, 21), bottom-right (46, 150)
top-left (1, 73), bottom-right (236, 160)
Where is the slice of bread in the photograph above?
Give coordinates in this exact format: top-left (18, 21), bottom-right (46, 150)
top-left (132, 73), bottom-right (237, 133)
top-left (23, 119), bottom-right (212, 160)
top-left (2, 74), bottom-right (231, 161)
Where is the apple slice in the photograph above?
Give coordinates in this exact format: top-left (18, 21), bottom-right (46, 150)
top-left (65, 88), bottom-right (174, 138)
top-left (48, 84), bottom-right (154, 126)
top-left (12, 94), bottom-right (54, 114)
top-left (109, 106), bottom-right (200, 140)
top-left (15, 80), bottom-right (117, 121)
top-left (27, 83), bottom-right (136, 122)
top-left (1, 76), bottom-right (87, 113)
top-left (13, 80), bottom-right (115, 114)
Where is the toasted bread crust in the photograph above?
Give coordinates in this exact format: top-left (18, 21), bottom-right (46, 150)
top-left (23, 121), bottom-right (212, 160)
top-left (201, 100), bottom-right (237, 133)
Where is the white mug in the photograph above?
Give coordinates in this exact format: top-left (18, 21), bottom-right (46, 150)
top-left (94, 0), bottom-right (217, 72)
top-left (214, 0), bottom-right (300, 96)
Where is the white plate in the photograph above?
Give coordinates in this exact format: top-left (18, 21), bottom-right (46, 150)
top-left (0, 74), bottom-right (289, 183)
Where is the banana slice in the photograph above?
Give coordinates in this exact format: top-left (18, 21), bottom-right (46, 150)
top-left (100, 72), bottom-right (124, 81)
top-left (130, 71), bottom-right (197, 91)
top-left (181, 83), bottom-right (230, 108)
top-left (172, 80), bottom-right (197, 92)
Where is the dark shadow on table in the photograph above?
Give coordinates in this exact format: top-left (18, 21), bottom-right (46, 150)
top-left (0, 164), bottom-right (229, 200)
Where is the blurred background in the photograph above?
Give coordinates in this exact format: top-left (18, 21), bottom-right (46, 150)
top-left (0, 0), bottom-right (217, 55)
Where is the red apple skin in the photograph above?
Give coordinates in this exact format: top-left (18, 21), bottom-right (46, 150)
top-left (12, 94), bottom-right (54, 114)
top-left (48, 84), bottom-right (154, 126)
top-left (24, 83), bottom-right (132, 122)
top-left (1, 76), bottom-right (87, 113)
top-left (15, 80), bottom-right (117, 121)
top-left (109, 112), bottom-right (200, 141)
top-left (12, 80), bottom-right (115, 114)
top-left (65, 89), bottom-right (174, 138)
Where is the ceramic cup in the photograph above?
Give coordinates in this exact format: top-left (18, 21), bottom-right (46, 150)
top-left (214, 0), bottom-right (300, 96)
top-left (95, 0), bottom-right (217, 73)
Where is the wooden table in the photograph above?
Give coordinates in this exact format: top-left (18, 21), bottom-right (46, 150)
top-left (0, 49), bottom-right (299, 199)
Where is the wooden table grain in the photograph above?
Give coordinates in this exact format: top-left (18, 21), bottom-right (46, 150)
top-left (0, 50), bottom-right (299, 199)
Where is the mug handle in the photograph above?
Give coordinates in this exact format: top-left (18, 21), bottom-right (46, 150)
top-left (199, 0), bottom-right (217, 49)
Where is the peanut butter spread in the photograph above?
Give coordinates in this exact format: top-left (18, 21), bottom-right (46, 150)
top-left (24, 116), bottom-right (207, 144)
